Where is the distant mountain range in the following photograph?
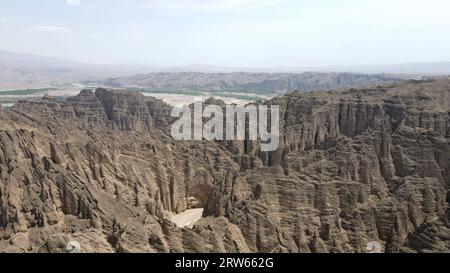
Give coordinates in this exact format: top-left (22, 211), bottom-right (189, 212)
top-left (97, 72), bottom-right (404, 94)
top-left (162, 63), bottom-right (450, 75)
top-left (0, 50), bottom-right (156, 89)
top-left (1, 49), bottom-right (449, 89)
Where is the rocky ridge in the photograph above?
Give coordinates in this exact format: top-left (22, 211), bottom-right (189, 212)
top-left (99, 72), bottom-right (402, 94)
top-left (0, 79), bottom-right (449, 253)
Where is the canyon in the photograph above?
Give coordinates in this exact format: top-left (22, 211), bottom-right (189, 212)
top-left (0, 78), bottom-right (449, 253)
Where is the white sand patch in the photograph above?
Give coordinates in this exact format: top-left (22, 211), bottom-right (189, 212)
top-left (142, 93), bottom-right (265, 107)
top-left (169, 208), bottom-right (204, 228)
top-left (45, 89), bottom-right (81, 97)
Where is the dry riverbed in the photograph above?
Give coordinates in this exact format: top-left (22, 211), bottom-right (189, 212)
top-left (168, 208), bottom-right (204, 228)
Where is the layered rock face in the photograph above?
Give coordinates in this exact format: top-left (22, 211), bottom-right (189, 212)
top-left (0, 80), bottom-right (449, 253)
top-left (100, 72), bottom-right (402, 94)
top-left (206, 79), bottom-right (450, 253)
top-left (0, 88), bottom-right (246, 253)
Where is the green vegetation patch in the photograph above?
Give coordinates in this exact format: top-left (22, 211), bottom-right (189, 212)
top-left (129, 88), bottom-right (204, 96)
top-left (0, 88), bottom-right (56, 96)
top-left (209, 91), bottom-right (263, 101)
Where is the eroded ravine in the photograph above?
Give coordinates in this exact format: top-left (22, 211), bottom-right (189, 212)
top-left (0, 80), bottom-right (449, 253)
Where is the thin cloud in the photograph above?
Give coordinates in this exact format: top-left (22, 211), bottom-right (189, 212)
top-left (23, 26), bottom-right (70, 33)
top-left (145, 0), bottom-right (292, 13)
top-left (90, 34), bottom-right (106, 40)
top-left (66, 0), bottom-right (81, 6)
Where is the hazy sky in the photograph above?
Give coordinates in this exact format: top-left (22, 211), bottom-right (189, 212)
top-left (1, 0), bottom-right (450, 67)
